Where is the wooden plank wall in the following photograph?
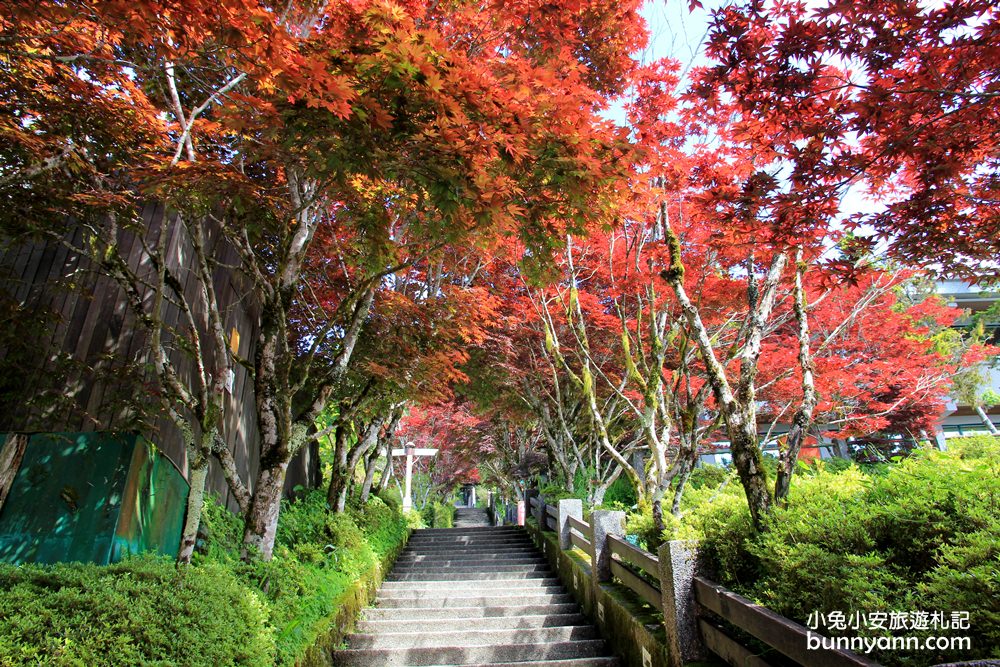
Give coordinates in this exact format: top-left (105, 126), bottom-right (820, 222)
top-left (0, 203), bottom-right (319, 511)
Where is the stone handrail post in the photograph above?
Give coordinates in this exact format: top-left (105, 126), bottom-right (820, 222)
top-left (658, 540), bottom-right (705, 667)
top-left (588, 509), bottom-right (626, 583)
top-left (556, 499), bottom-right (582, 549)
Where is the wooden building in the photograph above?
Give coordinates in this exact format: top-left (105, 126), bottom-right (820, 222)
top-left (0, 203), bottom-right (318, 512)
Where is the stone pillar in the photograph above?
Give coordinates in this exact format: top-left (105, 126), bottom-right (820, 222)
top-left (557, 499), bottom-right (583, 550)
top-left (588, 510), bottom-right (625, 583)
top-left (516, 500), bottom-right (526, 526)
top-left (658, 540), bottom-right (705, 667)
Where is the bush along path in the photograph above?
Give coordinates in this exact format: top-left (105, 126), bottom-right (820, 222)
top-left (0, 492), bottom-right (410, 666)
top-left (335, 512), bottom-right (619, 666)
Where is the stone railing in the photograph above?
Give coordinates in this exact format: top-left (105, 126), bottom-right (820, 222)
top-left (526, 491), bottom-right (881, 667)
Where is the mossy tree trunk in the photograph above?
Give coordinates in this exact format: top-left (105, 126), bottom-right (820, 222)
top-left (661, 219), bottom-right (786, 530)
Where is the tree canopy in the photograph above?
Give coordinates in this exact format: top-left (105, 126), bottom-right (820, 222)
top-left (1, 0), bottom-right (996, 554)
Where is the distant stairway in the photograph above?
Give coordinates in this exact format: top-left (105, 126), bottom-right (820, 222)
top-left (334, 525), bottom-right (619, 667)
top-left (453, 507), bottom-right (491, 527)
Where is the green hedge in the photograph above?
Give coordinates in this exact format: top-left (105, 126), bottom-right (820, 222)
top-left (0, 557), bottom-right (273, 666)
top-left (665, 438), bottom-right (1000, 666)
top-left (422, 501), bottom-right (456, 528)
top-left (0, 491), bottom-right (409, 666)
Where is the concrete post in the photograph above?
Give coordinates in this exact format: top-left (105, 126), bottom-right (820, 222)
top-left (557, 499), bottom-right (583, 550)
top-left (534, 494), bottom-right (546, 528)
top-left (658, 540), bottom-right (706, 667)
top-left (588, 510), bottom-right (625, 583)
top-left (516, 500), bottom-right (526, 526)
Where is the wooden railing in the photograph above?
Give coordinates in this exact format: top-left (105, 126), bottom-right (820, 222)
top-left (608, 534), bottom-right (663, 611)
top-left (527, 492), bottom-right (881, 667)
top-left (567, 514), bottom-right (590, 552)
top-left (693, 577), bottom-right (879, 667)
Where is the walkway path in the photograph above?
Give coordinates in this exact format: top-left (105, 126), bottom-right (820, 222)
top-left (334, 515), bottom-right (619, 666)
top-left (453, 506), bottom-right (491, 528)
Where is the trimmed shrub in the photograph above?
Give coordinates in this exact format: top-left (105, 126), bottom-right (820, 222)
top-left (0, 489), bottom-right (410, 667)
top-left (668, 445), bottom-right (1000, 666)
top-left (0, 556), bottom-right (275, 666)
top-left (422, 501), bottom-right (456, 528)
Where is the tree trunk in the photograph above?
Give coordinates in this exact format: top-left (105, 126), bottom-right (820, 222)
top-left (328, 418), bottom-right (383, 512)
top-left (378, 442), bottom-right (393, 491)
top-left (728, 412), bottom-right (773, 529)
top-left (671, 466), bottom-right (691, 516)
top-left (178, 455), bottom-right (210, 564)
top-left (364, 409), bottom-right (401, 502)
top-left (661, 222), bottom-right (781, 531)
top-left (359, 444), bottom-right (381, 504)
top-left (670, 441), bottom-right (700, 516)
top-left (652, 498), bottom-right (664, 534)
top-left (774, 414), bottom-right (810, 503)
top-left (326, 424), bottom-right (350, 508)
top-left (591, 485), bottom-right (608, 506)
top-left (775, 248), bottom-right (818, 504)
top-left (0, 433), bottom-right (28, 512)
top-left (242, 460), bottom-right (289, 560)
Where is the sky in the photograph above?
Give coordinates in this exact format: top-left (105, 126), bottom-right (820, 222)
top-left (614, 0), bottom-right (878, 229)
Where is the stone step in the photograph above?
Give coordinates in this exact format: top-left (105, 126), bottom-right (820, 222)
top-left (362, 603), bottom-right (581, 621)
top-left (387, 570), bottom-right (552, 581)
top-left (380, 578), bottom-right (562, 592)
top-left (400, 545), bottom-right (540, 555)
top-left (412, 526), bottom-right (524, 535)
top-left (405, 539), bottom-right (533, 548)
top-left (392, 558), bottom-right (549, 574)
top-left (356, 613), bottom-right (588, 633)
top-left (404, 539), bottom-right (533, 548)
top-left (375, 592), bottom-right (575, 608)
top-left (411, 528), bottom-right (526, 536)
top-left (333, 640), bottom-right (609, 666)
top-left (397, 550), bottom-right (544, 559)
top-left (398, 553), bottom-right (541, 561)
top-left (378, 585), bottom-right (565, 602)
top-left (340, 524), bottom-right (618, 667)
top-left (347, 625), bottom-right (599, 650)
top-left (419, 660), bottom-right (619, 667)
top-left (404, 544), bottom-right (534, 553)
top-left (408, 533), bottom-right (531, 542)
top-left (394, 555), bottom-right (548, 566)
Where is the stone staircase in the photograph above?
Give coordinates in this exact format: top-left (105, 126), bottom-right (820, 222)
top-left (453, 506), bottom-right (491, 528)
top-left (334, 518), bottom-right (619, 666)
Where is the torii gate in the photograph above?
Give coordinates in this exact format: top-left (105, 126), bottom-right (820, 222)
top-left (390, 442), bottom-right (438, 511)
